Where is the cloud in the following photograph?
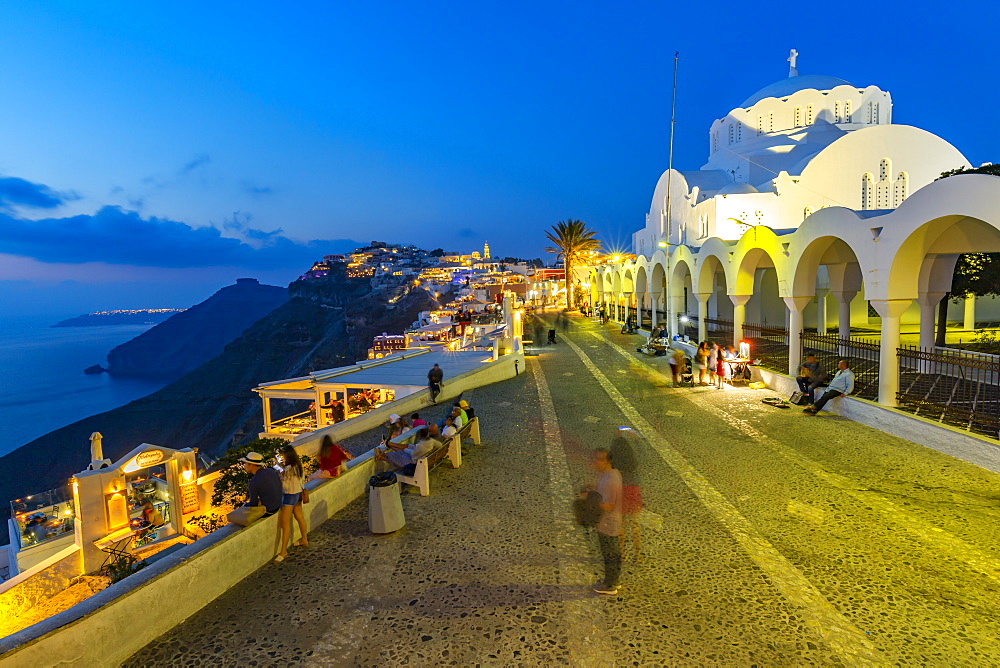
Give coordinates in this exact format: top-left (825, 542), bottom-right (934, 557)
top-left (180, 154), bottom-right (211, 175)
top-left (241, 181), bottom-right (275, 198)
top-left (0, 176), bottom-right (77, 211)
top-left (0, 205), bottom-right (360, 270)
top-left (457, 227), bottom-right (478, 239)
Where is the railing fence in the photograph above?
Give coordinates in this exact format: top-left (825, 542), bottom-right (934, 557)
top-left (742, 322), bottom-right (789, 373)
top-left (800, 332), bottom-right (881, 401)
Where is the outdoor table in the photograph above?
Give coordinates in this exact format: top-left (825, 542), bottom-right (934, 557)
top-left (724, 358), bottom-right (752, 383)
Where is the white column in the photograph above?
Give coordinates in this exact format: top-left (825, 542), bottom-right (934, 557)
top-left (916, 292), bottom-right (946, 350)
top-left (870, 299), bottom-right (912, 407)
top-left (964, 295), bottom-right (976, 331)
top-left (696, 293), bottom-right (710, 343)
top-left (784, 297), bottom-right (811, 376)
top-left (650, 293), bottom-right (660, 329)
top-left (730, 294), bottom-right (752, 347)
top-left (636, 293), bottom-right (644, 329)
top-left (262, 396), bottom-right (272, 432)
top-left (831, 290), bottom-right (857, 339)
top-left (816, 290), bottom-right (829, 336)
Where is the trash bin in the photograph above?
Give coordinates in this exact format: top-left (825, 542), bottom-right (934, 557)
top-left (368, 472), bottom-right (405, 534)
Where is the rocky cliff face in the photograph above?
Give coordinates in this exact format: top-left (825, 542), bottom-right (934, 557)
top-left (0, 267), bottom-right (434, 511)
top-left (106, 278), bottom-right (288, 379)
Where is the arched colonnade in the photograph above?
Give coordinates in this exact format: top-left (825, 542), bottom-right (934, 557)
top-left (590, 175), bottom-right (1000, 407)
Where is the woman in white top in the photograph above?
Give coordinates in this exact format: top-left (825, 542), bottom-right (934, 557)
top-left (274, 445), bottom-right (308, 563)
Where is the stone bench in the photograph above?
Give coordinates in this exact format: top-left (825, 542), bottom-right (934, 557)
top-left (393, 417), bottom-right (479, 496)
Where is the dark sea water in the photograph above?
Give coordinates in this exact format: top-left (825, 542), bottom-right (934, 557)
top-left (0, 319), bottom-right (167, 458)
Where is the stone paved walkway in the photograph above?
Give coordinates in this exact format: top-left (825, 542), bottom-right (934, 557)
top-left (126, 315), bottom-right (1000, 666)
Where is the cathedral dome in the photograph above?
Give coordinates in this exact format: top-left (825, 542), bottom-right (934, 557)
top-left (740, 74), bottom-right (853, 108)
top-left (718, 182), bottom-right (759, 195)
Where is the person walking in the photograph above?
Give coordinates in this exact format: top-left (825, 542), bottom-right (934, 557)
top-left (610, 431), bottom-right (643, 563)
top-left (427, 363), bottom-right (444, 404)
top-left (707, 342), bottom-right (719, 386)
top-left (804, 359), bottom-right (854, 415)
top-left (274, 445), bottom-right (308, 563)
top-left (591, 448), bottom-right (622, 595)
top-left (695, 341), bottom-right (711, 385)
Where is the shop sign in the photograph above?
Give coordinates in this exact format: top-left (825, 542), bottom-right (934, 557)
top-left (106, 492), bottom-right (129, 531)
top-left (180, 483), bottom-right (200, 515)
top-left (132, 449), bottom-right (165, 469)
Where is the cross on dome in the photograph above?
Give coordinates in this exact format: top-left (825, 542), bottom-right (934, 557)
top-left (788, 48), bottom-right (799, 77)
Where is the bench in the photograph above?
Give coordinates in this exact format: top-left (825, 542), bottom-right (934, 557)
top-left (392, 417), bottom-right (480, 496)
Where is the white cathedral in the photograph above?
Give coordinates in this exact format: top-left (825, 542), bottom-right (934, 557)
top-left (632, 51), bottom-right (970, 256)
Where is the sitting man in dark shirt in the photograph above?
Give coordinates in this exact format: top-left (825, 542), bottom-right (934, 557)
top-left (240, 451), bottom-right (283, 516)
top-left (795, 354), bottom-right (827, 403)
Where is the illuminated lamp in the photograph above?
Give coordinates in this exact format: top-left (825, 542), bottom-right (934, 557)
top-left (739, 341), bottom-right (751, 359)
top-left (679, 316), bottom-right (689, 324)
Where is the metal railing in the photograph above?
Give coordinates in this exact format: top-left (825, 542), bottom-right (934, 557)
top-left (896, 345), bottom-right (1000, 439)
top-left (742, 322), bottom-right (789, 373)
top-left (800, 332), bottom-right (880, 401)
top-left (702, 317), bottom-right (734, 341)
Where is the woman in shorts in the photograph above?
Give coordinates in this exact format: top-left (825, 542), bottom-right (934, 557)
top-left (274, 445), bottom-right (308, 563)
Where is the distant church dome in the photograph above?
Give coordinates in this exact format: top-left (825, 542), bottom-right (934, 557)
top-left (718, 182), bottom-right (759, 195)
top-left (740, 74), bottom-right (853, 107)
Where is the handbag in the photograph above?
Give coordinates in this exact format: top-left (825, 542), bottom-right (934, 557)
top-left (227, 504), bottom-right (266, 526)
top-left (301, 488), bottom-right (310, 504)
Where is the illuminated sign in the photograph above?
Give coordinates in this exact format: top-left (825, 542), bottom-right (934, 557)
top-left (124, 449), bottom-right (166, 473)
top-left (106, 492), bottom-right (129, 531)
top-left (181, 483), bottom-right (200, 515)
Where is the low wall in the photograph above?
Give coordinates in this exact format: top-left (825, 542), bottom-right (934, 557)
top-left (0, 456), bottom-right (375, 667)
top-left (752, 366), bottom-right (1000, 476)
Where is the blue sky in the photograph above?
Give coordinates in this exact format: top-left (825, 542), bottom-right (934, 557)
top-left (1, 1), bottom-right (997, 319)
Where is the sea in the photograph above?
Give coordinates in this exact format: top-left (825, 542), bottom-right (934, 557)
top-left (0, 318), bottom-right (169, 459)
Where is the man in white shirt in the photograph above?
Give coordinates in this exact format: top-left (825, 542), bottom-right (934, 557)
top-left (804, 359), bottom-right (855, 415)
top-left (441, 417), bottom-right (458, 439)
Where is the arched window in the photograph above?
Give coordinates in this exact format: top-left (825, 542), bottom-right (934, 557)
top-left (793, 106), bottom-right (802, 127)
top-left (880, 158), bottom-right (891, 181)
top-left (728, 123), bottom-right (734, 145)
top-left (737, 122), bottom-right (742, 142)
top-left (768, 112), bottom-right (774, 133)
top-left (867, 101), bottom-right (875, 124)
top-left (712, 131), bottom-right (718, 153)
top-left (806, 104), bottom-right (814, 125)
top-left (803, 206), bottom-right (814, 221)
top-left (861, 173), bottom-right (874, 210)
top-left (844, 100), bottom-right (852, 122)
top-left (894, 172), bottom-right (909, 207)
top-left (873, 102), bottom-right (880, 124)
top-left (834, 101), bottom-right (842, 123)
top-left (756, 115), bottom-right (763, 135)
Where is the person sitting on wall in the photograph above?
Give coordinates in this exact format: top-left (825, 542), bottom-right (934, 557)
top-left (410, 413), bottom-right (427, 427)
top-left (308, 435), bottom-right (354, 480)
top-left (240, 451), bottom-right (283, 517)
top-left (804, 360), bottom-right (855, 416)
top-left (796, 354), bottom-right (827, 403)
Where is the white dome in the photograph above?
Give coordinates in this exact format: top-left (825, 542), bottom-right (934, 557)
top-left (740, 74), bottom-right (854, 107)
top-left (718, 182), bottom-right (759, 195)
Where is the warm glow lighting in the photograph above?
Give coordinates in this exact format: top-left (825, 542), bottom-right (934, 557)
top-left (680, 316), bottom-right (689, 323)
top-left (182, 469), bottom-right (194, 482)
top-left (611, 256), bottom-right (621, 263)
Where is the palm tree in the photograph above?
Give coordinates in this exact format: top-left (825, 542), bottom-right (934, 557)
top-left (544, 219), bottom-right (601, 309)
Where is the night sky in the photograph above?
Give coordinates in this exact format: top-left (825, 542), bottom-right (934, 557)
top-left (1, 1), bottom-right (997, 319)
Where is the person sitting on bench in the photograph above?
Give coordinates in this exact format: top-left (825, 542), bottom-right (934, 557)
top-left (375, 427), bottom-right (438, 473)
top-left (804, 360), bottom-right (854, 415)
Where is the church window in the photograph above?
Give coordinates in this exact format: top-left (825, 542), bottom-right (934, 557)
top-left (861, 173), bottom-right (874, 210)
top-left (834, 102), bottom-right (842, 123)
top-left (728, 124), bottom-right (734, 145)
top-left (894, 172), bottom-right (909, 207)
top-left (844, 100), bottom-right (852, 122)
top-left (712, 131), bottom-right (718, 153)
top-left (793, 106), bottom-right (802, 127)
top-left (867, 101), bottom-right (875, 124)
top-left (737, 122), bottom-right (742, 142)
top-left (804, 206), bottom-right (814, 220)
top-left (873, 102), bottom-right (880, 123)
top-left (806, 104), bottom-right (814, 125)
top-left (880, 158), bottom-right (891, 181)
top-left (756, 115), bottom-right (763, 135)
top-left (768, 113), bottom-right (774, 133)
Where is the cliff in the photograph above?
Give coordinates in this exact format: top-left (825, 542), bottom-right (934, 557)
top-left (0, 267), bottom-right (433, 509)
top-left (105, 278), bottom-right (288, 379)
